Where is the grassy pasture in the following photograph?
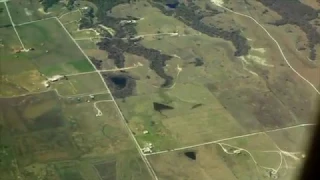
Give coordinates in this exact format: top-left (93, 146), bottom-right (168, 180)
top-left (6, 0), bottom-right (66, 24)
top-left (72, 29), bottom-right (101, 39)
top-left (220, 133), bottom-right (279, 169)
top-left (148, 143), bottom-right (263, 180)
top-left (160, 97), bottom-right (245, 146)
top-left (0, 26), bottom-right (47, 96)
top-left (51, 72), bottom-right (107, 96)
top-left (16, 18), bottom-right (94, 76)
top-left (59, 10), bottom-right (81, 24)
top-left (266, 126), bottom-right (312, 152)
top-left (117, 92), bottom-right (179, 151)
top-left (75, 39), bottom-right (114, 69)
top-left (110, 2), bottom-right (198, 36)
top-left (0, 89), bottom-right (152, 179)
top-left (148, 132), bottom-right (297, 180)
top-left (117, 84), bottom-right (246, 150)
top-left (0, 3), bottom-right (11, 27)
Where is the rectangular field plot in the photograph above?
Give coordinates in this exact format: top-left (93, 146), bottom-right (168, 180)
top-left (52, 150), bottom-right (152, 180)
top-left (62, 101), bottom-right (134, 156)
top-left (0, 91), bottom-right (64, 134)
top-left (94, 161), bottom-right (117, 180)
top-left (0, 26), bottom-right (47, 96)
top-left (266, 125), bottom-right (313, 152)
top-left (6, 0), bottom-right (64, 24)
top-left (59, 10), bottom-right (82, 24)
top-left (219, 133), bottom-right (280, 170)
top-left (117, 85), bottom-right (246, 151)
top-left (0, 90), bottom-right (152, 179)
top-left (0, 3), bottom-right (11, 27)
top-left (51, 72), bottom-right (108, 96)
top-left (75, 39), bottom-right (115, 69)
top-left (148, 139), bottom-right (295, 180)
top-left (16, 18), bottom-right (94, 76)
top-left (162, 104), bottom-right (246, 146)
top-left (55, 162), bottom-right (86, 180)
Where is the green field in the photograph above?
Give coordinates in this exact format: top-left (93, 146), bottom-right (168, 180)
top-left (0, 3), bottom-right (11, 27)
top-left (16, 18), bottom-right (94, 76)
top-left (0, 25), bottom-right (47, 96)
top-left (0, 91), bottom-right (152, 179)
top-left (1, 0), bottom-right (319, 179)
top-left (51, 72), bottom-right (107, 96)
top-left (6, 0), bottom-right (65, 24)
top-left (147, 132), bottom-right (303, 180)
top-left (117, 85), bottom-right (246, 150)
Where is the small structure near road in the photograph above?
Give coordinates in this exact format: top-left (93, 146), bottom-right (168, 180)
top-left (47, 75), bottom-right (66, 82)
top-left (142, 142), bottom-right (154, 154)
top-left (42, 75), bottom-right (67, 88)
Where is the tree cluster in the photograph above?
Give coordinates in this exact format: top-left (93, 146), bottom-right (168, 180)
top-left (89, 57), bottom-right (103, 70)
top-left (79, 6), bottom-right (95, 29)
top-left (151, 1), bottom-right (250, 57)
top-left (97, 38), bottom-right (174, 87)
top-left (39, 0), bottom-right (59, 12)
top-left (66, 0), bottom-right (77, 10)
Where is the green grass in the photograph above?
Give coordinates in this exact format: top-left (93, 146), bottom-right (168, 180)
top-left (16, 18), bottom-right (94, 76)
top-left (55, 162), bottom-right (86, 180)
top-left (116, 92), bottom-right (179, 150)
top-left (59, 10), bottom-right (81, 24)
top-left (267, 126), bottom-right (310, 152)
top-left (67, 59), bottom-right (94, 72)
top-left (0, 26), bottom-right (47, 96)
top-left (0, 3), bottom-right (11, 27)
top-left (6, 0), bottom-right (64, 24)
top-left (117, 84), bottom-right (247, 150)
top-left (51, 72), bottom-right (106, 96)
top-left (1, 89), bottom-right (152, 179)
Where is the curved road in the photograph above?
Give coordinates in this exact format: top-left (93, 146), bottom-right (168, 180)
top-left (214, 3), bottom-right (320, 95)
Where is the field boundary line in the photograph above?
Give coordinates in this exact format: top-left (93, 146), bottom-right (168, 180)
top-left (15, 16), bottom-right (56, 27)
top-left (146, 123), bottom-right (315, 156)
top-left (4, 1), bottom-right (26, 50)
top-left (0, 89), bottom-right (109, 99)
top-left (55, 17), bottom-right (159, 180)
top-left (212, 3), bottom-right (320, 95)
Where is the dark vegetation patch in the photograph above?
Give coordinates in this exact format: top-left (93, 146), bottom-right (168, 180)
top-left (165, 0), bottom-right (179, 9)
top-left (150, 0), bottom-right (251, 56)
top-left (210, 86), bottom-right (297, 130)
top-left (191, 103), bottom-right (203, 109)
top-left (258, 0), bottom-right (320, 60)
top-left (189, 57), bottom-right (204, 66)
top-left (89, 57), bottom-right (102, 70)
top-left (39, 0), bottom-right (59, 12)
top-left (31, 106), bottom-right (65, 131)
top-left (250, 92), bottom-right (296, 128)
top-left (97, 38), bottom-right (174, 87)
top-left (66, 0), bottom-right (77, 10)
top-left (15, 129), bottom-right (79, 166)
top-left (79, 6), bottom-right (95, 29)
top-left (0, 24), bottom-right (12, 28)
top-left (94, 161), bottom-right (117, 180)
top-left (153, 102), bottom-right (174, 113)
top-left (82, 1), bottom-right (175, 88)
top-left (102, 72), bottom-right (136, 98)
top-left (90, 0), bottom-right (130, 20)
top-left (184, 151), bottom-right (196, 160)
top-left (264, 73), bottom-right (315, 123)
top-left (0, 91), bottom-right (64, 133)
top-left (55, 163), bottom-right (85, 180)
